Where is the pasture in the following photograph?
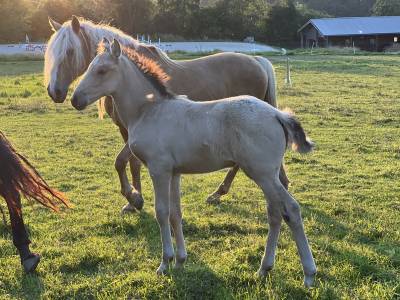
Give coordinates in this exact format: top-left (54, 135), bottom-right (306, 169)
top-left (0, 54), bottom-right (399, 299)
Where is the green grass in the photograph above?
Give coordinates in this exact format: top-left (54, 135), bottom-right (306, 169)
top-left (0, 54), bottom-right (399, 299)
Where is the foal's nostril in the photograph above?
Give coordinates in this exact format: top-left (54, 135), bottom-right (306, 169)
top-left (55, 88), bottom-right (62, 97)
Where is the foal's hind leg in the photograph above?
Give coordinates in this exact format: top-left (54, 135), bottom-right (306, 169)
top-left (258, 201), bottom-right (282, 276)
top-left (258, 177), bottom-right (316, 287)
top-left (206, 165), bottom-right (239, 204)
top-left (115, 144), bottom-right (144, 213)
top-left (117, 126), bottom-right (145, 214)
top-left (2, 190), bottom-right (40, 273)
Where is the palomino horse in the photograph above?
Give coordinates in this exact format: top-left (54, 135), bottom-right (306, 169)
top-left (0, 132), bottom-right (69, 272)
top-left (71, 39), bottom-right (317, 287)
top-left (44, 16), bottom-right (290, 214)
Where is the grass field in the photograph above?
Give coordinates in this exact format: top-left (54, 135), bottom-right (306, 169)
top-left (0, 54), bottom-right (399, 299)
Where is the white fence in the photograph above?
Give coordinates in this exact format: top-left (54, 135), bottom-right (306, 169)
top-left (0, 41), bottom-right (278, 56)
top-left (0, 44), bottom-right (47, 56)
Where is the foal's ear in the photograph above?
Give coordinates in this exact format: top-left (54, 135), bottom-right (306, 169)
top-left (102, 37), bottom-right (111, 52)
top-left (48, 17), bottom-right (61, 32)
top-left (71, 15), bottom-right (81, 34)
top-left (111, 39), bottom-right (122, 58)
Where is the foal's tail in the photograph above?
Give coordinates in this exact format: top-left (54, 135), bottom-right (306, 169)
top-left (276, 110), bottom-right (314, 154)
top-left (0, 132), bottom-right (69, 212)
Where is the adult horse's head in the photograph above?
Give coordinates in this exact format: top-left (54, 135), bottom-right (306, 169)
top-left (45, 16), bottom-right (92, 103)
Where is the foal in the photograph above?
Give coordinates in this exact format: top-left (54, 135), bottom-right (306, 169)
top-left (45, 16), bottom-right (288, 213)
top-left (71, 39), bottom-right (317, 287)
top-left (0, 132), bottom-right (69, 272)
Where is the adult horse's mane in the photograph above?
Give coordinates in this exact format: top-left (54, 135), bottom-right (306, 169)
top-left (0, 132), bottom-right (69, 212)
top-left (98, 42), bottom-right (173, 98)
top-left (44, 17), bottom-right (179, 87)
top-left (44, 17), bottom-right (139, 86)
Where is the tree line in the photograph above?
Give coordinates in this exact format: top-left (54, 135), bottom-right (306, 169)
top-left (0, 0), bottom-right (399, 47)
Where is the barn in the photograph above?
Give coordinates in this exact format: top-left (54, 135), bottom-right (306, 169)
top-left (298, 16), bottom-right (400, 51)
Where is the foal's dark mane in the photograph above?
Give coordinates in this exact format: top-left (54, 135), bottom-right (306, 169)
top-left (0, 132), bottom-right (69, 212)
top-left (98, 43), bottom-right (174, 98)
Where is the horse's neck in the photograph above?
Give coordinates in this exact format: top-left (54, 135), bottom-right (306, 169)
top-left (111, 60), bottom-right (164, 128)
top-left (151, 49), bottom-right (184, 75)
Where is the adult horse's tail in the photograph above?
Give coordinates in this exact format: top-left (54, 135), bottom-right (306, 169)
top-left (97, 97), bottom-right (106, 120)
top-left (255, 56), bottom-right (277, 108)
top-left (0, 132), bottom-right (69, 211)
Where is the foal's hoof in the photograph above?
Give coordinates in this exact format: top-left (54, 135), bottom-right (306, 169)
top-left (156, 263), bottom-right (168, 275)
top-left (22, 253), bottom-right (40, 273)
top-left (206, 193), bottom-right (221, 205)
top-left (257, 266), bottom-right (273, 278)
top-left (127, 191), bottom-right (144, 210)
top-left (304, 273), bottom-right (316, 288)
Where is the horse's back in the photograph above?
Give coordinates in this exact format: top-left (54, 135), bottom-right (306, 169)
top-left (169, 53), bottom-right (268, 101)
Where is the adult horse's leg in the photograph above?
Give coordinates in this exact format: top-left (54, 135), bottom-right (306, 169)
top-left (115, 144), bottom-right (144, 213)
top-left (206, 165), bottom-right (239, 204)
top-left (104, 96), bottom-right (144, 213)
top-left (279, 166), bottom-right (290, 190)
top-left (2, 189), bottom-right (40, 273)
top-left (206, 165), bottom-right (289, 204)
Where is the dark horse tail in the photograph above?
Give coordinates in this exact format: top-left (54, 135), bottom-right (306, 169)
top-left (0, 132), bottom-right (69, 212)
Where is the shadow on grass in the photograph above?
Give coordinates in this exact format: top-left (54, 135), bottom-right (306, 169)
top-left (304, 206), bottom-right (399, 283)
top-left (99, 210), bottom-right (234, 299)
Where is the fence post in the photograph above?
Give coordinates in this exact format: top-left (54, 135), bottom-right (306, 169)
top-left (285, 56), bottom-right (292, 86)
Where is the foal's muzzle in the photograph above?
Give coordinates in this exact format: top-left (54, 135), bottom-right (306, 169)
top-left (71, 94), bottom-right (87, 111)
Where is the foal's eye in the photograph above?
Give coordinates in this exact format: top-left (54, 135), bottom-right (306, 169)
top-left (97, 68), bottom-right (107, 75)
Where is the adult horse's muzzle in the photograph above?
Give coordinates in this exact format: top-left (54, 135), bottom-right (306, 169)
top-left (47, 85), bottom-right (67, 103)
top-left (71, 93), bottom-right (87, 111)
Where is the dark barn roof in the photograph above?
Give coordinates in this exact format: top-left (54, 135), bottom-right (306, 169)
top-left (299, 16), bottom-right (400, 37)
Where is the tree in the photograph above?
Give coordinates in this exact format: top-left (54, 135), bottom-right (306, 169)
top-left (373, 0), bottom-right (400, 15)
top-left (0, 0), bottom-right (30, 43)
top-left (153, 0), bottom-right (201, 37)
top-left (299, 0), bottom-right (375, 17)
top-left (112, 0), bottom-right (156, 35)
top-left (264, 0), bottom-right (300, 47)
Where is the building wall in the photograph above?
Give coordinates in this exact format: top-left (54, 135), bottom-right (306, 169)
top-left (299, 25), bottom-right (399, 51)
top-left (300, 25), bottom-right (320, 48)
top-left (325, 34), bottom-right (398, 51)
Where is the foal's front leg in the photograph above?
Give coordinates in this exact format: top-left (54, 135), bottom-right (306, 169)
top-left (150, 170), bottom-right (175, 274)
top-left (115, 144), bottom-right (144, 213)
top-left (169, 174), bottom-right (187, 268)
